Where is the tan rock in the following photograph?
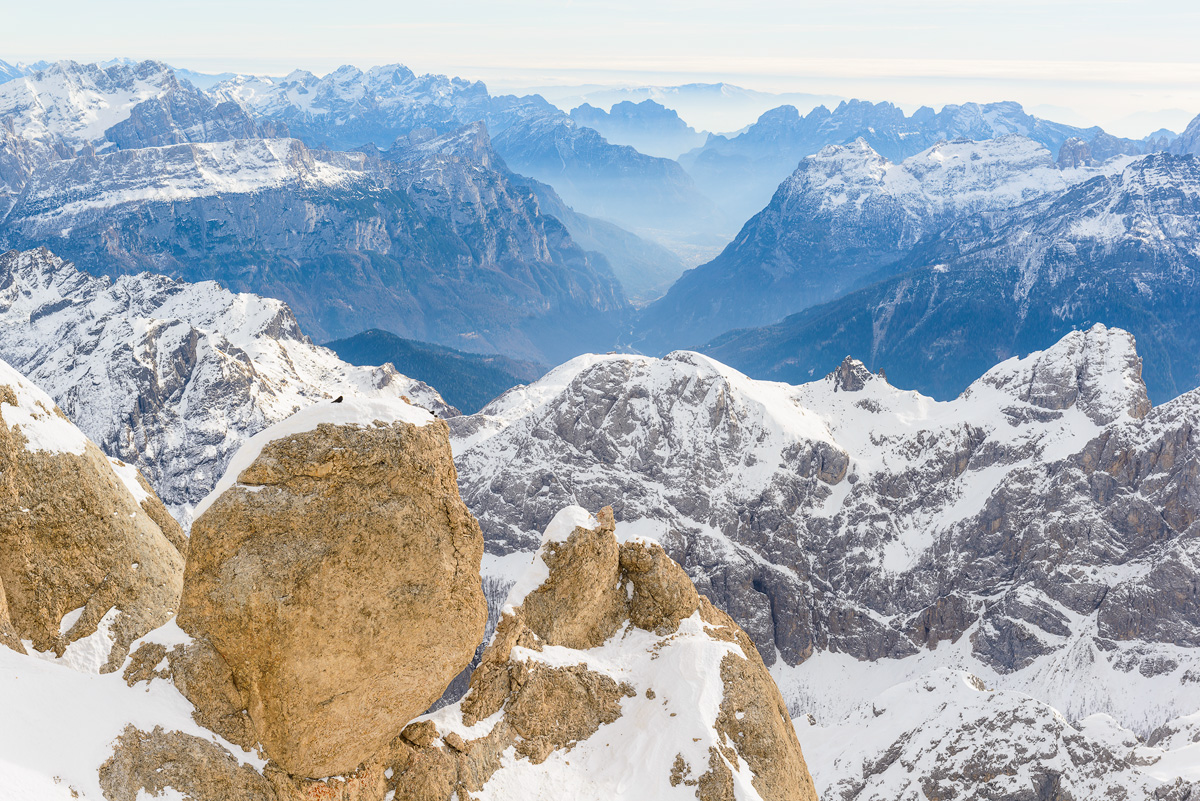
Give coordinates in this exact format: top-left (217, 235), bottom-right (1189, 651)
top-left (390, 505), bottom-right (819, 801)
top-left (177, 402), bottom-right (487, 779)
top-left (99, 725), bottom-right (275, 801)
top-left (0, 360), bottom-right (184, 672)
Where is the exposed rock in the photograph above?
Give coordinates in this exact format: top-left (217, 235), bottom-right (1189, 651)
top-left (387, 505), bottom-right (818, 801)
top-left (99, 725), bottom-right (275, 801)
top-left (177, 399), bottom-right (487, 779)
top-left (0, 357), bottom-right (184, 671)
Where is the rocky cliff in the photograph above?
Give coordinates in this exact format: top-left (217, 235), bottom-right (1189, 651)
top-left (383, 505), bottom-right (818, 801)
top-left (0, 356), bottom-right (184, 673)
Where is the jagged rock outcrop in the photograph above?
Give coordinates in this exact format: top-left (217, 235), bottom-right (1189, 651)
top-left (385, 505), bottom-right (818, 801)
top-left (0, 357), bottom-right (184, 672)
top-left (176, 398), bottom-right (486, 779)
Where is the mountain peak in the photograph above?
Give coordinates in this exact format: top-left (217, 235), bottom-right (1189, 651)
top-left (974, 323), bottom-right (1150, 424)
top-left (827, 356), bottom-right (881, 392)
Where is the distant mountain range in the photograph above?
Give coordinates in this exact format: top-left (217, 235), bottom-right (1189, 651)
top-left (679, 99), bottom-right (1174, 227)
top-left (528, 81), bottom-right (845, 134)
top-left (569, 99), bottom-right (707, 159)
top-left (210, 65), bottom-right (729, 250)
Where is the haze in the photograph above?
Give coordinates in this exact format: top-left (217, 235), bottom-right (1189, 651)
top-left (4, 0), bottom-right (1198, 136)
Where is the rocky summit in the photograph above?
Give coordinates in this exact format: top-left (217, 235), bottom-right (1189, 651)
top-left (387, 505), bottom-right (818, 801)
top-left (176, 397), bottom-right (487, 778)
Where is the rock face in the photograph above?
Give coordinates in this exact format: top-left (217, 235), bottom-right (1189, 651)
top-left (387, 506), bottom-right (818, 801)
top-left (0, 247), bottom-right (453, 521)
top-left (177, 398), bottom-right (487, 779)
top-left (0, 357), bottom-right (184, 672)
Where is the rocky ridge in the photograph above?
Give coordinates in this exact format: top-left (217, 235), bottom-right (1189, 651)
top-left (381, 505), bottom-right (818, 800)
top-left (450, 325), bottom-right (1200, 742)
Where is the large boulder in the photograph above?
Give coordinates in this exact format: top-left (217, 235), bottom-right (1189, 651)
top-left (176, 398), bottom-right (487, 779)
top-left (381, 505), bottom-right (819, 801)
top-left (0, 358), bottom-right (184, 672)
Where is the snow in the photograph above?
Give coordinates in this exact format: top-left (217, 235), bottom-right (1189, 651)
top-left (0, 621), bottom-right (262, 801)
top-left (795, 667), bottom-right (1200, 799)
top-left (0, 357), bottom-right (88, 456)
top-left (192, 396), bottom-right (433, 519)
top-left (19, 138), bottom-right (371, 223)
top-left (0, 60), bottom-right (176, 147)
top-left (472, 615), bottom-right (756, 801)
top-left (107, 458), bottom-right (151, 505)
top-left (23, 609), bottom-right (121, 675)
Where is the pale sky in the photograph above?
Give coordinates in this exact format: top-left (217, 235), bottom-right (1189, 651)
top-left (3, 0), bottom-right (1198, 136)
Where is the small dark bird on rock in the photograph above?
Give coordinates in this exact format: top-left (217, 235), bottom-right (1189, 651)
top-left (333, 395), bottom-right (344, 403)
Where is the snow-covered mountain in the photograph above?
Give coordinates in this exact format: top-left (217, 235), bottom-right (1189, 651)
top-left (0, 59), bottom-right (281, 217)
top-left (637, 135), bottom-right (1127, 352)
top-left (0, 60), bottom-right (179, 150)
top-left (450, 325), bottom-right (1200, 783)
top-left (704, 150), bottom-right (1200, 403)
top-left (0, 248), bottom-right (452, 522)
top-left (681, 99), bottom-right (1161, 227)
top-left (211, 64), bottom-right (550, 150)
top-left (798, 669), bottom-right (1200, 799)
top-left (0, 125), bottom-right (632, 362)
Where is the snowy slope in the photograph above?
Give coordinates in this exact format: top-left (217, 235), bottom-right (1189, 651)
top-left (0, 623), bottom-right (264, 801)
top-left (0, 248), bottom-right (452, 522)
top-left (451, 325), bottom-right (1200, 745)
top-left (0, 60), bottom-right (179, 149)
top-left (10, 137), bottom-right (371, 223)
top-left (796, 669), bottom-right (1200, 800)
